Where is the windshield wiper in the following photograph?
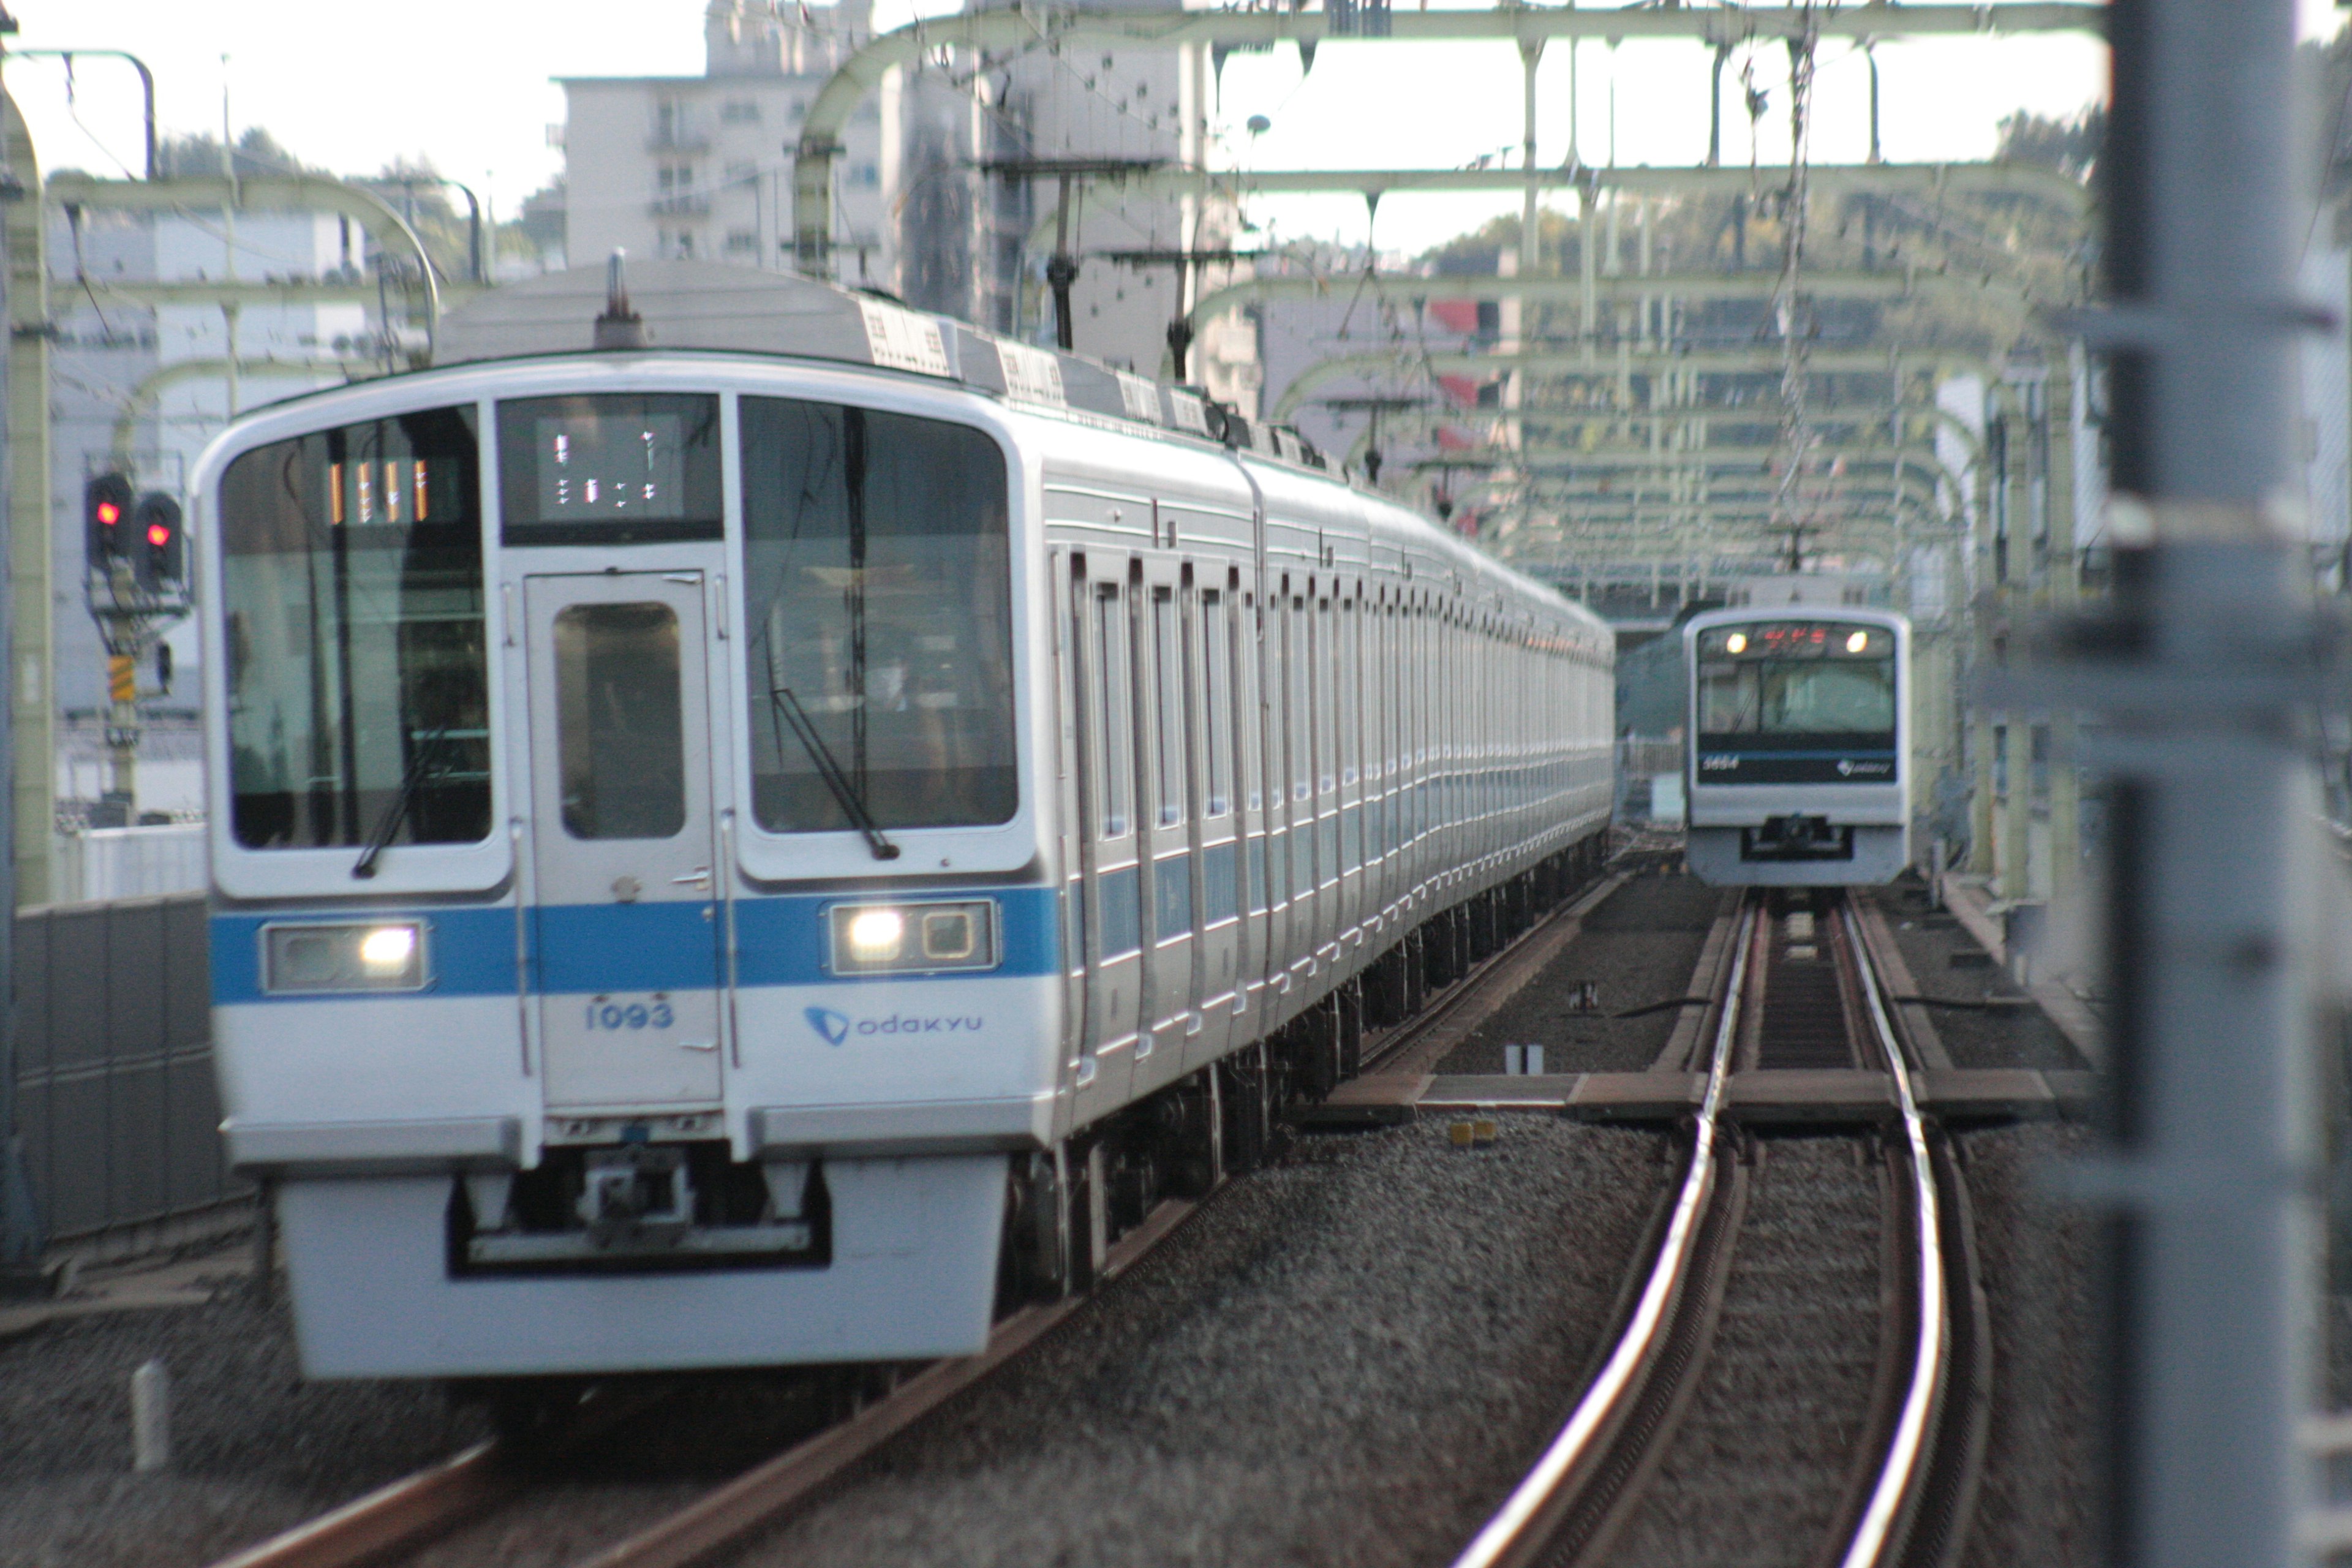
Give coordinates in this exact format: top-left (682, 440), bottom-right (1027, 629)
top-left (353, 726), bottom-right (451, 880)
top-left (771, 686), bottom-right (899, 861)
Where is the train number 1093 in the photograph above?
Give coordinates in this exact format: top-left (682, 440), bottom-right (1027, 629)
top-left (584, 995), bottom-right (676, 1031)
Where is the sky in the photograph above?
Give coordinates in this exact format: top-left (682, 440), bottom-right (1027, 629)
top-left (9, 1), bottom-right (2348, 256)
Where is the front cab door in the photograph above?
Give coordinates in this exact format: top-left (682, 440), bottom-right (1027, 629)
top-left (524, 571), bottom-right (724, 1110)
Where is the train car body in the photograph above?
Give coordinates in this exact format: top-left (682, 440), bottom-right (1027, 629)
top-left (194, 263), bottom-right (1616, 1386)
top-left (1681, 606), bottom-right (1910, 887)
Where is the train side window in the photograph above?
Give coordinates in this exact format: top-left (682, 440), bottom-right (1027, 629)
top-left (1093, 582), bottom-right (1133, 839)
top-left (1152, 586), bottom-right (1187, 826)
top-left (1200, 590), bottom-right (1232, 818)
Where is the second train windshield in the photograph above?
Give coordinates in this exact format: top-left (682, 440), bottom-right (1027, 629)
top-left (1695, 622), bottom-right (1896, 737)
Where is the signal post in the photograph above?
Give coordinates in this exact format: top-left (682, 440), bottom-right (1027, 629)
top-left (80, 472), bottom-right (187, 826)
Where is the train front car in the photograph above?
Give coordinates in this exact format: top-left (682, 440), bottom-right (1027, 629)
top-left (1681, 608), bottom-right (1910, 887)
top-left (194, 264), bottom-right (1615, 1406)
top-left (198, 361), bottom-right (1049, 1384)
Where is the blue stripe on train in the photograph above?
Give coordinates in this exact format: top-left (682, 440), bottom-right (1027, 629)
top-left (211, 887), bottom-right (1060, 1005)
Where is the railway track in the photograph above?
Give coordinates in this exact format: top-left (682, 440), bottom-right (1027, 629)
top-left (203, 1195), bottom-right (1204, 1568)
top-left (1449, 888), bottom-right (1992, 1568)
top-left (203, 863), bottom-right (1637, 1568)
top-left (204, 871), bottom-right (1989, 1568)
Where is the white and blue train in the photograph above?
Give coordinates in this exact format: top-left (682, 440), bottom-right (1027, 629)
top-left (195, 261), bottom-right (1615, 1408)
top-left (1681, 605), bottom-right (1910, 886)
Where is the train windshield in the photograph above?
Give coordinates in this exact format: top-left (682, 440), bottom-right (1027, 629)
top-left (217, 406), bottom-right (492, 850)
top-left (1695, 622), bottom-right (1896, 737)
top-left (739, 399), bottom-right (1017, 833)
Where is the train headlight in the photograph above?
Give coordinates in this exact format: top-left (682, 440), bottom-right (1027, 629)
top-left (1845, 630), bottom-right (1870, 653)
top-left (263, 921), bottom-right (428, 992)
top-left (1725, 631), bottom-right (1747, 654)
top-left (845, 908), bottom-right (906, 963)
top-left (829, 900), bottom-right (999, 974)
top-left (358, 924), bottom-right (418, 974)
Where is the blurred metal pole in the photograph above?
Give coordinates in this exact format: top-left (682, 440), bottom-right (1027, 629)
top-left (2093, 1), bottom-right (2316, 1562)
top-left (0, 55), bottom-right (39, 1294)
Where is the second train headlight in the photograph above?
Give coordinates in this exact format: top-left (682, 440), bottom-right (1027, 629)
top-left (828, 900), bottom-right (998, 974)
top-left (263, 921), bottom-right (428, 992)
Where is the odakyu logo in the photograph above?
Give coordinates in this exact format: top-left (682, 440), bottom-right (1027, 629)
top-left (803, 1005), bottom-right (984, 1046)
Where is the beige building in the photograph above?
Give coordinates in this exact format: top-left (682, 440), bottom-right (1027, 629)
top-left (559, 0), bottom-right (894, 285)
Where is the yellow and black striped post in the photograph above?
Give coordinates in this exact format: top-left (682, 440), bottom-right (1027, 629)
top-left (105, 653), bottom-right (138, 813)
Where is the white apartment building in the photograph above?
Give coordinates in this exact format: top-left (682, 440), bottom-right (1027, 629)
top-left (559, 0), bottom-right (894, 285)
top-left (560, 1), bottom-right (1261, 413)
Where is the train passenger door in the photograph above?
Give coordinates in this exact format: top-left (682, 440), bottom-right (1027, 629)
top-left (1336, 584), bottom-right (1363, 951)
top-left (1275, 584), bottom-right (1312, 1000)
top-left (1188, 576), bottom-right (1242, 1068)
top-left (522, 571), bottom-right (724, 1110)
top-left (1310, 588), bottom-right (1337, 965)
top-left (1072, 555), bottom-right (1141, 1110)
top-left (1049, 550), bottom-right (1088, 1115)
top-left (1137, 564), bottom-right (1196, 1088)
top-left (1235, 575), bottom-right (1272, 1018)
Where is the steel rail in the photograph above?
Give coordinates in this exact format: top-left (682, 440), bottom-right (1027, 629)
top-left (562, 865), bottom-right (1640, 1567)
top-left (1835, 902), bottom-right (1953, 1568)
top-left (203, 1441), bottom-right (509, 1568)
top-left (568, 1193), bottom-right (1205, 1568)
top-left (198, 1377), bottom-right (684, 1568)
top-left (200, 1196), bottom-right (1208, 1568)
top-left (1446, 894), bottom-right (1758, 1568)
top-left (195, 861), bottom-right (1627, 1568)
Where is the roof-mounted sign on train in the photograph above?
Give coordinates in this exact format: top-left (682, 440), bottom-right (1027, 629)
top-left (434, 252), bottom-right (1333, 472)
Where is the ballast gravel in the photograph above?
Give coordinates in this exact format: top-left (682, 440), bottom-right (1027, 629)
top-left (0, 1283), bottom-right (489, 1568)
top-left (1956, 1121), bottom-right (2099, 1568)
top-left (1872, 886), bottom-right (2090, 1072)
top-left (0, 1118), bottom-right (1666, 1568)
top-left (720, 1115), bottom-right (1668, 1568)
top-left (1440, 872), bottom-right (1730, 1076)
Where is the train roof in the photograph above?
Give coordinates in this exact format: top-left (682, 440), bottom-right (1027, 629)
top-left (435, 258), bottom-right (1337, 465)
top-left (210, 260), bottom-right (1605, 644)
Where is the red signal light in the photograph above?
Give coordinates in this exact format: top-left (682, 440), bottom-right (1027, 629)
top-left (97, 501), bottom-right (121, 526)
top-left (129, 491), bottom-right (186, 590)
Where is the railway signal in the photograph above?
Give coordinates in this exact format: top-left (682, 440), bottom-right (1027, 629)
top-left (84, 472), bottom-right (132, 567)
top-left (131, 491), bottom-right (183, 591)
